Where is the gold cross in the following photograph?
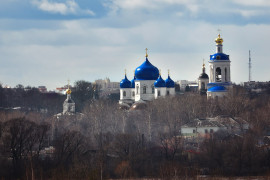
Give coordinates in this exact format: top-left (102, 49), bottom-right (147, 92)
top-left (217, 29), bottom-right (222, 37)
top-left (125, 69), bottom-right (127, 75)
top-left (145, 48), bottom-right (148, 57)
top-left (168, 69), bottom-right (170, 76)
top-left (68, 79), bottom-right (70, 89)
top-left (159, 69), bottom-right (161, 76)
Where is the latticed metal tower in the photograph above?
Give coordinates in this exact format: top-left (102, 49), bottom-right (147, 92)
top-left (249, 50), bottom-right (252, 82)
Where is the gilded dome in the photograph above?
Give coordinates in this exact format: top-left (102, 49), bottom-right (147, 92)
top-left (215, 34), bottom-right (223, 45)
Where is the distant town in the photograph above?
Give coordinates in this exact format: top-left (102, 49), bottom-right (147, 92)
top-left (0, 35), bottom-right (270, 179)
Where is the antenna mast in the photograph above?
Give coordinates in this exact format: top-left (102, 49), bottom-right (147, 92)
top-left (249, 50), bottom-right (252, 82)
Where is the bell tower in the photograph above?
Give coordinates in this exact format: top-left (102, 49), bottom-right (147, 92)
top-left (209, 33), bottom-right (231, 84)
top-left (198, 60), bottom-right (209, 95)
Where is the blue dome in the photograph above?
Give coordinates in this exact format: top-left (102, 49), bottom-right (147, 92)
top-left (135, 57), bottom-right (159, 80)
top-left (165, 75), bottom-right (175, 88)
top-left (208, 86), bottom-right (227, 92)
top-left (131, 76), bottom-right (136, 88)
top-left (210, 53), bottom-right (229, 61)
top-left (208, 82), bottom-right (231, 86)
top-left (154, 75), bottom-right (166, 87)
top-left (120, 75), bottom-right (132, 88)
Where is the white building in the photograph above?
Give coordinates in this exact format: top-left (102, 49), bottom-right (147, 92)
top-left (178, 80), bottom-right (198, 92)
top-left (207, 34), bottom-right (232, 98)
top-left (119, 50), bottom-right (175, 107)
top-left (95, 78), bottom-right (120, 91)
top-left (181, 116), bottom-right (249, 138)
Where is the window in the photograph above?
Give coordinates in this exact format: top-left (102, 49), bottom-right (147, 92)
top-left (216, 55), bottom-right (221, 60)
top-left (193, 129), bottom-right (196, 133)
top-left (143, 86), bottom-right (146, 94)
top-left (123, 91), bottom-right (126, 97)
top-left (210, 129), bottom-right (214, 133)
top-left (136, 85), bottom-right (139, 94)
top-left (152, 86), bottom-right (154, 94)
top-left (215, 67), bottom-right (222, 82)
top-left (218, 47), bottom-right (221, 52)
top-left (132, 91), bottom-right (135, 97)
top-left (205, 129), bottom-right (208, 134)
top-left (167, 91), bottom-right (169, 95)
top-left (158, 90), bottom-right (161, 96)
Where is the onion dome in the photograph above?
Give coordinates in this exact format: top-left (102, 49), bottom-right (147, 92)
top-left (210, 53), bottom-right (229, 61)
top-left (154, 73), bottom-right (166, 88)
top-left (199, 62), bottom-right (209, 79)
top-left (130, 76), bottom-right (136, 88)
top-left (215, 34), bottom-right (223, 45)
top-left (207, 86), bottom-right (227, 92)
top-left (199, 73), bottom-right (209, 79)
top-left (66, 80), bottom-right (72, 94)
top-left (208, 82), bottom-right (231, 87)
top-left (120, 74), bottom-right (132, 88)
top-left (66, 88), bottom-right (72, 95)
top-left (135, 49), bottom-right (159, 80)
top-left (165, 70), bottom-right (175, 88)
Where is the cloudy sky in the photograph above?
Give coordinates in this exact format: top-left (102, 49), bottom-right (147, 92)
top-left (0, 0), bottom-right (270, 89)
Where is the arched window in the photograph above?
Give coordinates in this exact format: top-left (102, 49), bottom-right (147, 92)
top-left (215, 67), bottom-right (221, 82)
top-left (123, 91), bottom-right (126, 97)
top-left (136, 85), bottom-right (139, 94)
top-left (152, 86), bottom-right (154, 94)
top-left (225, 68), bottom-right (227, 82)
top-left (143, 86), bottom-right (146, 94)
top-left (218, 47), bottom-right (221, 52)
top-left (158, 90), bottom-right (161, 96)
top-left (216, 55), bottom-right (221, 60)
top-left (167, 91), bottom-right (169, 95)
top-left (132, 91), bottom-right (135, 97)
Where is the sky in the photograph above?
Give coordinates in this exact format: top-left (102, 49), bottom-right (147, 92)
top-left (0, 0), bottom-right (270, 90)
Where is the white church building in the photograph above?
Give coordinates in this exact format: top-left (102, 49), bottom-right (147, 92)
top-left (119, 50), bottom-right (175, 107)
top-left (206, 34), bottom-right (232, 98)
top-left (120, 33), bottom-right (233, 106)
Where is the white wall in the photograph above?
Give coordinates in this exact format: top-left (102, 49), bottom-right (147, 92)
top-left (168, 88), bottom-right (175, 96)
top-left (135, 80), bottom-right (156, 102)
top-left (207, 91), bottom-right (227, 99)
top-left (181, 126), bottom-right (222, 135)
top-left (120, 88), bottom-right (132, 100)
top-left (198, 78), bottom-right (209, 91)
top-left (154, 87), bottom-right (166, 99)
top-left (209, 61), bottom-right (231, 83)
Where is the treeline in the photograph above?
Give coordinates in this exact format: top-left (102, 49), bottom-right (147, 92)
top-left (0, 86), bottom-right (270, 179)
top-left (0, 80), bottom-right (101, 115)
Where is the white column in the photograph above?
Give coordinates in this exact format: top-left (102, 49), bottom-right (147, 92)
top-left (221, 67), bottom-right (225, 82)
